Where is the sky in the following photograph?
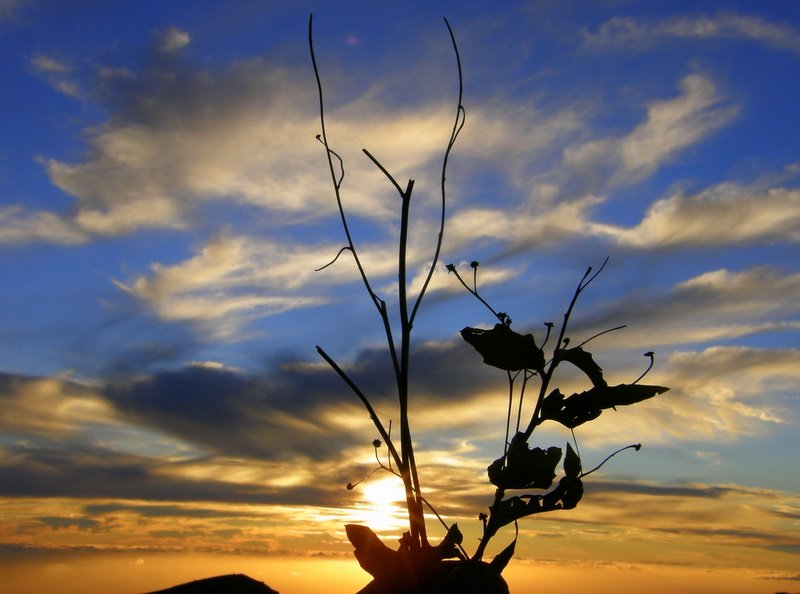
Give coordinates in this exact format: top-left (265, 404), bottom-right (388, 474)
top-left (1, 0), bottom-right (799, 592)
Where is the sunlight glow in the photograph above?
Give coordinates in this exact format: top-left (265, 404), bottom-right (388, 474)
top-left (349, 477), bottom-right (408, 532)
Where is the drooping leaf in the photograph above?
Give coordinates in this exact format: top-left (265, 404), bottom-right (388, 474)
top-left (540, 383), bottom-right (669, 428)
top-left (488, 432), bottom-right (561, 489)
top-left (461, 324), bottom-right (545, 372)
top-left (564, 442), bottom-right (581, 479)
top-left (345, 524), bottom-right (398, 580)
top-left (489, 535), bottom-right (517, 574)
top-left (556, 346), bottom-right (606, 387)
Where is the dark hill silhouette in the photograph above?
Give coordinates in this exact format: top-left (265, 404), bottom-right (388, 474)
top-left (144, 573), bottom-right (278, 594)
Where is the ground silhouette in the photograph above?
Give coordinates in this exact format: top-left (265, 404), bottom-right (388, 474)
top-left (145, 573), bottom-right (278, 594)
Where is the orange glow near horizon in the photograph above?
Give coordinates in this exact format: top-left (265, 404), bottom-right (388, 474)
top-left (1, 552), bottom-right (799, 594)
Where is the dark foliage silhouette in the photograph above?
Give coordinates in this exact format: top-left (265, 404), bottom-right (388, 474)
top-left (310, 14), bottom-right (669, 594)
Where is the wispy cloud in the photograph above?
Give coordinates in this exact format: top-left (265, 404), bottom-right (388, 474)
top-left (564, 74), bottom-right (737, 185)
top-left (591, 181), bottom-right (800, 248)
top-left (29, 54), bottom-right (70, 74)
top-left (576, 265), bottom-right (800, 348)
top-left (577, 345), bottom-right (798, 447)
top-left (584, 12), bottom-right (800, 55)
top-left (0, 206), bottom-right (88, 245)
top-left (27, 53), bottom-right (82, 99)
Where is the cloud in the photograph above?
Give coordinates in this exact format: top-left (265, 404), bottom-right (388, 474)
top-left (113, 234), bottom-right (332, 339)
top-left (576, 265), bottom-right (800, 347)
top-left (0, 206), bottom-right (88, 245)
top-left (30, 54), bottom-right (70, 74)
top-left (157, 27), bottom-right (191, 53)
top-left (575, 345), bottom-right (798, 447)
top-left (445, 194), bottom-right (602, 251)
top-left (426, 74), bottom-right (738, 257)
top-left (590, 182), bottom-right (800, 247)
top-left (1, 31), bottom-right (591, 248)
top-left (0, 372), bottom-right (115, 437)
top-left (0, 444), bottom-right (339, 507)
top-left (584, 12), bottom-right (800, 55)
top-left (563, 74), bottom-right (737, 185)
top-left (27, 53), bottom-right (81, 99)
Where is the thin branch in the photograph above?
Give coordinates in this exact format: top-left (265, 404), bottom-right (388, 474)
top-left (580, 443), bottom-right (641, 478)
top-left (503, 370), bottom-right (515, 458)
top-left (309, 15), bottom-right (403, 387)
top-left (523, 259), bottom-right (610, 440)
top-left (315, 135), bottom-right (345, 189)
top-left (316, 345), bottom-right (403, 471)
top-left (576, 324), bottom-right (627, 348)
top-left (447, 265), bottom-right (503, 321)
top-left (409, 17), bottom-right (465, 326)
top-left (362, 148), bottom-right (405, 196)
top-left (632, 352), bottom-right (655, 384)
top-left (515, 373), bottom-right (530, 434)
top-left (315, 246), bottom-right (352, 271)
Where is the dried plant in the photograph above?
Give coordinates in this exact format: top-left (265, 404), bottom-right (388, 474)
top-left (309, 14), bottom-right (668, 594)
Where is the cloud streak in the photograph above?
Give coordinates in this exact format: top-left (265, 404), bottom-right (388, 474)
top-left (584, 12), bottom-right (800, 55)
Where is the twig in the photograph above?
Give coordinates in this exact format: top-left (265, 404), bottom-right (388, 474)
top-left (409, 17), bottom-right (465, 326)
top-left (580, 443), bottom-right (641, 478)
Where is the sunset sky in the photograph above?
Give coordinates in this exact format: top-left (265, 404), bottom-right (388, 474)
top-left (1, 1), bottom-right (799, 593)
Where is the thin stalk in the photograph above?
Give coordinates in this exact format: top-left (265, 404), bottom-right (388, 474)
top-left (503, 370), bottom-right (515, 458)
top-left (309, 15), bottom-right (402, 384)
top-left (409, 17), bottom-right (465, 326)
top-left (397, 179), bottom-right (427, 545)
top-left (523, 259), bottom-right (609, 440)
top-left (316, 346), bottom-right (402, 471)
top-left (515, 373), bottom-right (531, 434)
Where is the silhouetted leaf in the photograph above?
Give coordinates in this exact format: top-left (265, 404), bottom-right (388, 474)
top-left (491, 495), bottom-right (535, 529)
top-left (488, 433), bottom-right (561, 489)
top-left (489, 536), bottom-right (517, 574)
top-left (540, 388), bottom-right (565, 420)
top-left (541, 383), bottom-right (669, 428)
top-left (432, 523), bottom-right (464, 560)
top-left (559, 476), bottom-right (584, 509)
top-left (345, 524), bottom-right (398, 580)
top-left (556, 346), bottom-right (606, 387)
top-left (564, 442), bottom-right (581, 478)
top-left (461, 324), bottom-right (545, 372)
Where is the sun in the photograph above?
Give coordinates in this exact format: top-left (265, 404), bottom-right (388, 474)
top-left (349, 476), bottom-right (408, 532)
top-left (362, 477), bottom-right (407, 506)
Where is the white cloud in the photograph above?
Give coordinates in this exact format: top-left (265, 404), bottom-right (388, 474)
top-left (7, 49), bottom-right (588, 247)
top-left (158, 27), bottom-right (191, 53)
top-left (114, 233), bottom-right (336, 339)
top-left (564, 74), bottom-right (737, 184)
top-left (446, 194), bottom-right (602, 251)
top-left (578, 265), bottom-right (800, 348)
top-left (0, 206), bottom-right (88, 245)
top-left (584, 12), bottom-right (800, 54)
top-left (590, 182), bottom-right (800, 247)
top-left (576, 346), bottom-right (798, 446)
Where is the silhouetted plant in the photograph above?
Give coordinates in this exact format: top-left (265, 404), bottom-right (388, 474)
top-left (309, 14), bottom-right (668, 594)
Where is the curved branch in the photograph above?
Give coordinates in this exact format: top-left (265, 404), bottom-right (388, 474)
top-left (409, 17), bottom-right (465, 326)
top-left (309, 15), bottom-right (402, 383)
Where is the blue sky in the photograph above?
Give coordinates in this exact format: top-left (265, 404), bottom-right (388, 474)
top-left (1, 1), bottom-right (799, 592)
